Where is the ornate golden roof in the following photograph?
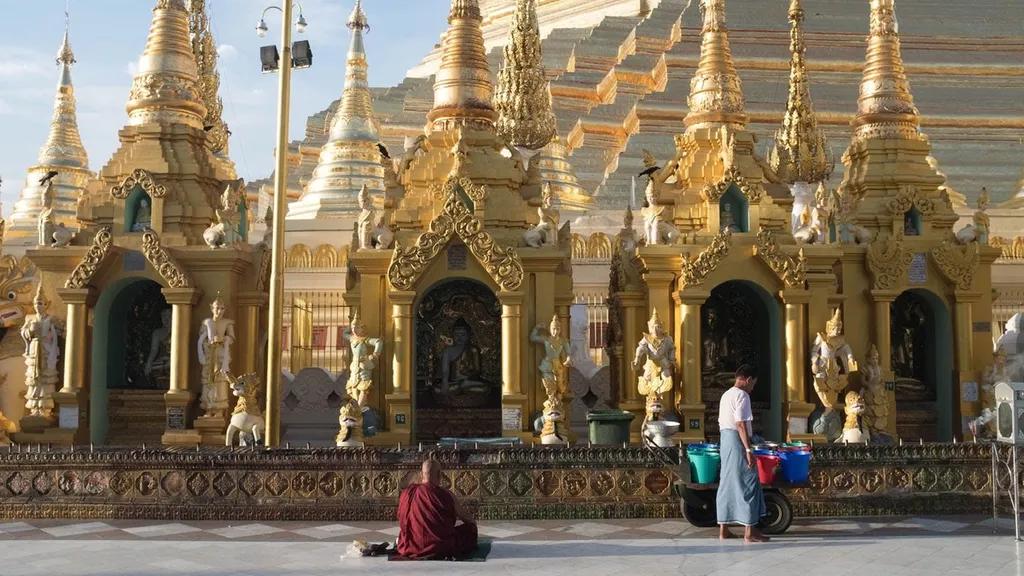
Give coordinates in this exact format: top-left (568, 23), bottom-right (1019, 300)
top-left (428, 0), bottom-right (497, 129)
top-left (494, 0), bottom-right (556, 150)
top-left (290, 0), bottom-right (385, 219)
top-left (852, 0), bottom-right (919, 140)
top-left (126, 0), bottom-right (207, 129)
top-left (767, 0), bottom-right (833, 185)
top-left (684, 0), bottom-right (747, 130)
top-left (187, 0), bottom-right (230, 157)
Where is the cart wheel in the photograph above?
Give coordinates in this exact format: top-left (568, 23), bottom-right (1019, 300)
top-left (682, 500), bottom-right (718, 528)
top-left (759, 490), bottom-right (793, 535)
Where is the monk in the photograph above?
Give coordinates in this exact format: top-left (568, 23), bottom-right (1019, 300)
top-left (397, 460), bottom-right (478, 559)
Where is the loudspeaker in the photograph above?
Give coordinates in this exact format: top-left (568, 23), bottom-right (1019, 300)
top-left (260, 45), bottom-right (280, 73)
top-left (292, 40), bottom-right (313, 69)
top-left (995, 382), bottom-right (1024, 444)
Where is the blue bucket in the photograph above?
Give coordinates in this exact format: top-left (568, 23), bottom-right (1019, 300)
top-left (688, 450), bottom-right (721, 484)
top-left (778, 450), bottom-right (812, 484)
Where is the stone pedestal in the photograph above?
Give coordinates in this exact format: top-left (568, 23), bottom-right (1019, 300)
top-left (374, 392), bottom-right (412, 446)
top-left (194, 415), bottom-right (227, 446)
top-left (53, 389), bottom-right (89, 444)
top-left (161, 390), bottom-right (199, 446)
top-left (501, 393), bottom-right (533, 442)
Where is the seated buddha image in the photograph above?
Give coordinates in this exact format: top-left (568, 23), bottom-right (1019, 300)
top-left (439, 318), bottom-right (489, 397)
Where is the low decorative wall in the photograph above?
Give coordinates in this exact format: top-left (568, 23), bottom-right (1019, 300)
top-left (0, 443), bottom-right (1008, 521)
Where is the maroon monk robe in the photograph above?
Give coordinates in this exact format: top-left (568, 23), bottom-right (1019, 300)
top-left (397, 482), bottom-right (478, 559)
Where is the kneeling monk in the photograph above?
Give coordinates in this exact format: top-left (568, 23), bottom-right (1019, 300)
top-left (397, 459), bottom-right (478, 559)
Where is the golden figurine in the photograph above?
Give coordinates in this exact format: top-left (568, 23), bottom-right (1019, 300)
top-left (839, 390), bottom-right (869, 444)
top-left (811, 308), bottom-right (856, 412)
top-left (439, 319), bottom-right (486, 396)
top-left (633, 309), bottom-right (675, 416)
top-left (343, 312), bottom-right (383, 407)
top-left (861, 344), bottom-right (888, 437)
top-left (197, 295), bottom-right (235, 419)
top-left (336, 398), bottom-right (364, 448)
top-left (22, 284), bottom-right (60, 420)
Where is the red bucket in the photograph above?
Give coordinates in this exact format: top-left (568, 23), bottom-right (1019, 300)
top-left (755, 454), bottom-right (780, 485)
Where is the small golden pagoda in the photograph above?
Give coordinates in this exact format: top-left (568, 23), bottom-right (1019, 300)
top-left (345, 0), bottom-right (574, 443)
top-left (608, 0), bottom-right (997, 443)
top-left (23, 0), bottom-right (266, 446)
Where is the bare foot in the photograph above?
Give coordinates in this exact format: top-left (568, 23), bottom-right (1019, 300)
top-left (744, 532), bottom-right (771, 543)
top-left (719, 528), bottom-right (738, 540)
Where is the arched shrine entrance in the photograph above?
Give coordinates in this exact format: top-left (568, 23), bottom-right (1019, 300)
top-left (891, 289), bottom-right (954, 442)
top-left (413, 278), bottom-right (502, 442)
top-left (90, 278), bottom-right (170, 445)
top-left (700, 280), bottom-right (782, 440)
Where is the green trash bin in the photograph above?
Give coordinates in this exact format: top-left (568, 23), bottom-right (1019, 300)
top-left (587, 410), bottom-right (635, 445)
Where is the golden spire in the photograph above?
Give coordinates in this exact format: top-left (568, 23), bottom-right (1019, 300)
top-left (187, 0), bottom-right (229, 155)
top-left (6, 10), bottom-right (90, 243)
top-left (494, 0), bottom-right (556, 150)
top-left (684, 0), bottom-right (747, 130)
top-left (768, 0), bottom-right (833, 184)
top-left (852, 0), bottom-right (919, 140)
top-left (126, 0), bottom-right (207, 129)
top-left (427, 0), bottom-right (497, 130)
top-left (291, 0), bottom-right (384, 219)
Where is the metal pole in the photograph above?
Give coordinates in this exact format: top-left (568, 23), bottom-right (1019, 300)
top-left (993, 442), bottom-right (999, 534)
top-left (264, 0), bottom-right (293, 448)
top-left (1015, 446), bottom-right (1021, 541)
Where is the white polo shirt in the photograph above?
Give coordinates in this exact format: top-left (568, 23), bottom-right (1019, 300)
top-left (718, 386), bottom-right (752, 434)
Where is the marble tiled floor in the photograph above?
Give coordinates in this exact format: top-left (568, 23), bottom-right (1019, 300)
top-left (0, 516), bottom-right (1021, 575)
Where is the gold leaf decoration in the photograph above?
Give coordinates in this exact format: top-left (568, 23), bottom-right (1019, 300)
top-left (700, 167), bottom-right (764, 203)
top-left (755, 228), bottom-right (806, 288)
top-left (388, 176), bottom-right (523, 291)
top-left (886, 185), bottom-right (934, 217)
top-left (865, 231), bottom-right (912, 290)
top-left (64, 227), bottom-right (113, 289)
top-left (110, 169), bottom-right (167, 200)
top-left (680, 230), bottom-right (732, 289)
top-left (141, 230), bottom-right (193, 288)
top-left (932, 240), bottom-right (979, 291)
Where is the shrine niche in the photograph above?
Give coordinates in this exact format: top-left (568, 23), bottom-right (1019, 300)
top-left (891, 289), bottom-right (954, 442)
top-left (414, 278), bottom-right (502, 442)
top-left (719, 185), bottom-right (748, 233)
top-left (701, 281), bottom-right (778, 439)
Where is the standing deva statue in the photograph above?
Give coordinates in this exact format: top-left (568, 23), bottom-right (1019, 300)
top-left (22, 284), bottom-right (61, 420)
top-left (640, 180), bottom-right (680, 246)
top-left (524, 183), bottom-right (561, 248)
top-left (197, 295), bottom-right (235, 420)
top-left (530, 314), bottom-right (572, 444)
top-left (633, 309), bottom-right (678, 446)
top-left (356, 185), bottom-right (394, 250)
top-left (337, 312), bottom-right (382, 447)
top-left (810, 308), bottom-right (857, 441)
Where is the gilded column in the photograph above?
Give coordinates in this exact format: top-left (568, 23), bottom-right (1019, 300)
top-left (500, 290), bottom-right (528, 438)
top-left (52, 287), bottom-right (95, 444)
top-left (781, 289), bottom-right (814, 439)
top-left (161, 287), bottom-right (202, 446)
top-left (380, 290), bottom-right (415, 445)
top-left (617, 291), bottom-right (646, 433)
top-left (678, 290), bottom-right (709, 441)
top-left (870, 290), bottom-right (897, 435)
top-left (954, 289), bottom-right (981, 439)
top-left (236, 292), bottom-right (267, 374)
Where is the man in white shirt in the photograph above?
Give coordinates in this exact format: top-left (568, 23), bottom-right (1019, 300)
top-left (716, 364), bottom-right (768, 542)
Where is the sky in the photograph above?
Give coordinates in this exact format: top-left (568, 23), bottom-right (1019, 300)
top-left (0, 0), bottom-right (451, 214)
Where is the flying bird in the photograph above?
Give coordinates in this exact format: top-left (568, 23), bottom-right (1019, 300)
top-left (377, 143), bottom-right (390, 160)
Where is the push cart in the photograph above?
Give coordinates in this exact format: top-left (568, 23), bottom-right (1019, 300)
top-left (672, 478), bottom-right (797, 535)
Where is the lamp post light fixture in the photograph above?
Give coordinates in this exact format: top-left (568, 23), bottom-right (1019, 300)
top-left (258, 0), bottom-right (312, 448)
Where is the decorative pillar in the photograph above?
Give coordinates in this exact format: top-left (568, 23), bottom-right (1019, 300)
top-left (677, 289), bottom-right (709, 441)
top-left (617, 290), bottom-right (646, 437)
top-left (236, 292), bottom-right (267, 375)
top-left (500, 290), bottom-right (529, 439)
top-left (161, 287), bottom-right (202, 446)
top-left (781, 289), bottom-right (814, 440)
top-left (954, 289), bottom-right (981, 440)
top-left (51, 287), bottom-right (96, 444)
top-left (870, 290), bottom-right (898, 436)
top-left (377, 290), bottom-right (415, 445)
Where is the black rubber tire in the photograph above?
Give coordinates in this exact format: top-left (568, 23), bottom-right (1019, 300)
top-left (681, 500), bottom-right (718, 528)
top-left (759, 490), bottom-right (793, 535)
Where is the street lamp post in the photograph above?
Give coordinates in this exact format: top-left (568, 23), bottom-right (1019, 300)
top-left (259, 0), bottom-right (308, 448)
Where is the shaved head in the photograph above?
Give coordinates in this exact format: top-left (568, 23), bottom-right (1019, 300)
top-left (421, 459), bottom-right (442, 485)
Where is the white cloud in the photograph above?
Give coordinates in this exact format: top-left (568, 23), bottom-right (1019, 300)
top-left (217, 44), bottom-right (238, 60)
top-left (125, 60), bottom-right (139, 78)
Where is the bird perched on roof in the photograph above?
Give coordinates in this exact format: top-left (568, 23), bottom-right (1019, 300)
top-left (39, 171), bottom-right (59, 185)
top-left (377, 143), bottom-right (390, 160)
top-left (638, 149), bottom-right (660, 179)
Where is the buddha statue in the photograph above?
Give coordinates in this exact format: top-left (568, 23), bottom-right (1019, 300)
top-left (343, 312), bottom-right (383, 407)
top-left (702, 308), bottom-right (728, 372)
top-left (197, 295), bottom-right (235, 419)
top-left (22, 284), bottom-right (60, 419)
top-left (439, 318), bottom-right (485, 396)
top-left (720, 203), bottom-right (740, 234)
top-left (144, 308), bottom-right (172, 386)
top-left (131, 197), bottom-right (152, 232)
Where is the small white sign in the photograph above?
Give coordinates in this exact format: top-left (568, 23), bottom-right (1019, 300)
top-left (502, 407), bottom-right (522, 431)
top-left (908, 253), bottom-right (927, 284)
top-left (59, 405), bottom-right (79, 429)
top-left (962, 381), bottom-right (978, 402)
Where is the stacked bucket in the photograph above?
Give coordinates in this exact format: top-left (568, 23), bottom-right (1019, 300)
top-left (685, 442), bottom-right (812, 486)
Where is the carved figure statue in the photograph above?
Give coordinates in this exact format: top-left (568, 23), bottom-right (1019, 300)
top-left (530, 314), bottom-right (572, 402)
top-left (131, 197), bottom-right (152, 232)
top-left (971, 348), bottom-right (1007, 439)
top-left (811, 308), bottom-right (857, 412)
top-left (996, 313), bottom-right (1024, 381)
top-left (144, 308), bottom-right (172, 382)
top-left (957, 188), bottom-right (991, 245)
top-left (203, 211), bottom-right (227, 248)
top-left (719, 126), bottom-right (736, 172)
top-left (634, 309), bottom-right (675, 413)
top-left (439, 318), bottom-right (485, 395)
top-left (22, 284), bottom-right (60, 419)
top-left (720, 203), bottom-right (740, 234)
top-left (540, 397), bottom-right (569, 445)
top-left (524, 183), bottom-right (560, 248)
top-left (356, 185), bottom-right (393, 250)
top-left (197, 295), bottom-right (235, 419)
top-left (838, 390), bottom-right (869, 444)
top-left (0, 411), bottom-right (16, 445)
top-left (861, 344), bottom-right (888, 437)
top-left (343, 312), bottom-right (383, 407)
top-left (50, 223), bottom-right (74, 248)
top-left (260, 204), bottom-right (273, 246)
top-left (903, 212), bottom-right (919, 236)
top-left (336, 398), bottom-right (363, 447)
top-left (640, 180), bottom-right (679, 246)
top-left (224, 372), bottom-right (264, 447)
top-left (702, 308), bottom-right (728, 372)
top-left (38, 176), bottom-right (57, 245)
top-left (793, 205), bottom-right (821, 244)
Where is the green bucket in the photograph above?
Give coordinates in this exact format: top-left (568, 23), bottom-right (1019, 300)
top-left (687, 448), bottom-right (721, 484)
top-left (586, 410), bottom-right (635, 445)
